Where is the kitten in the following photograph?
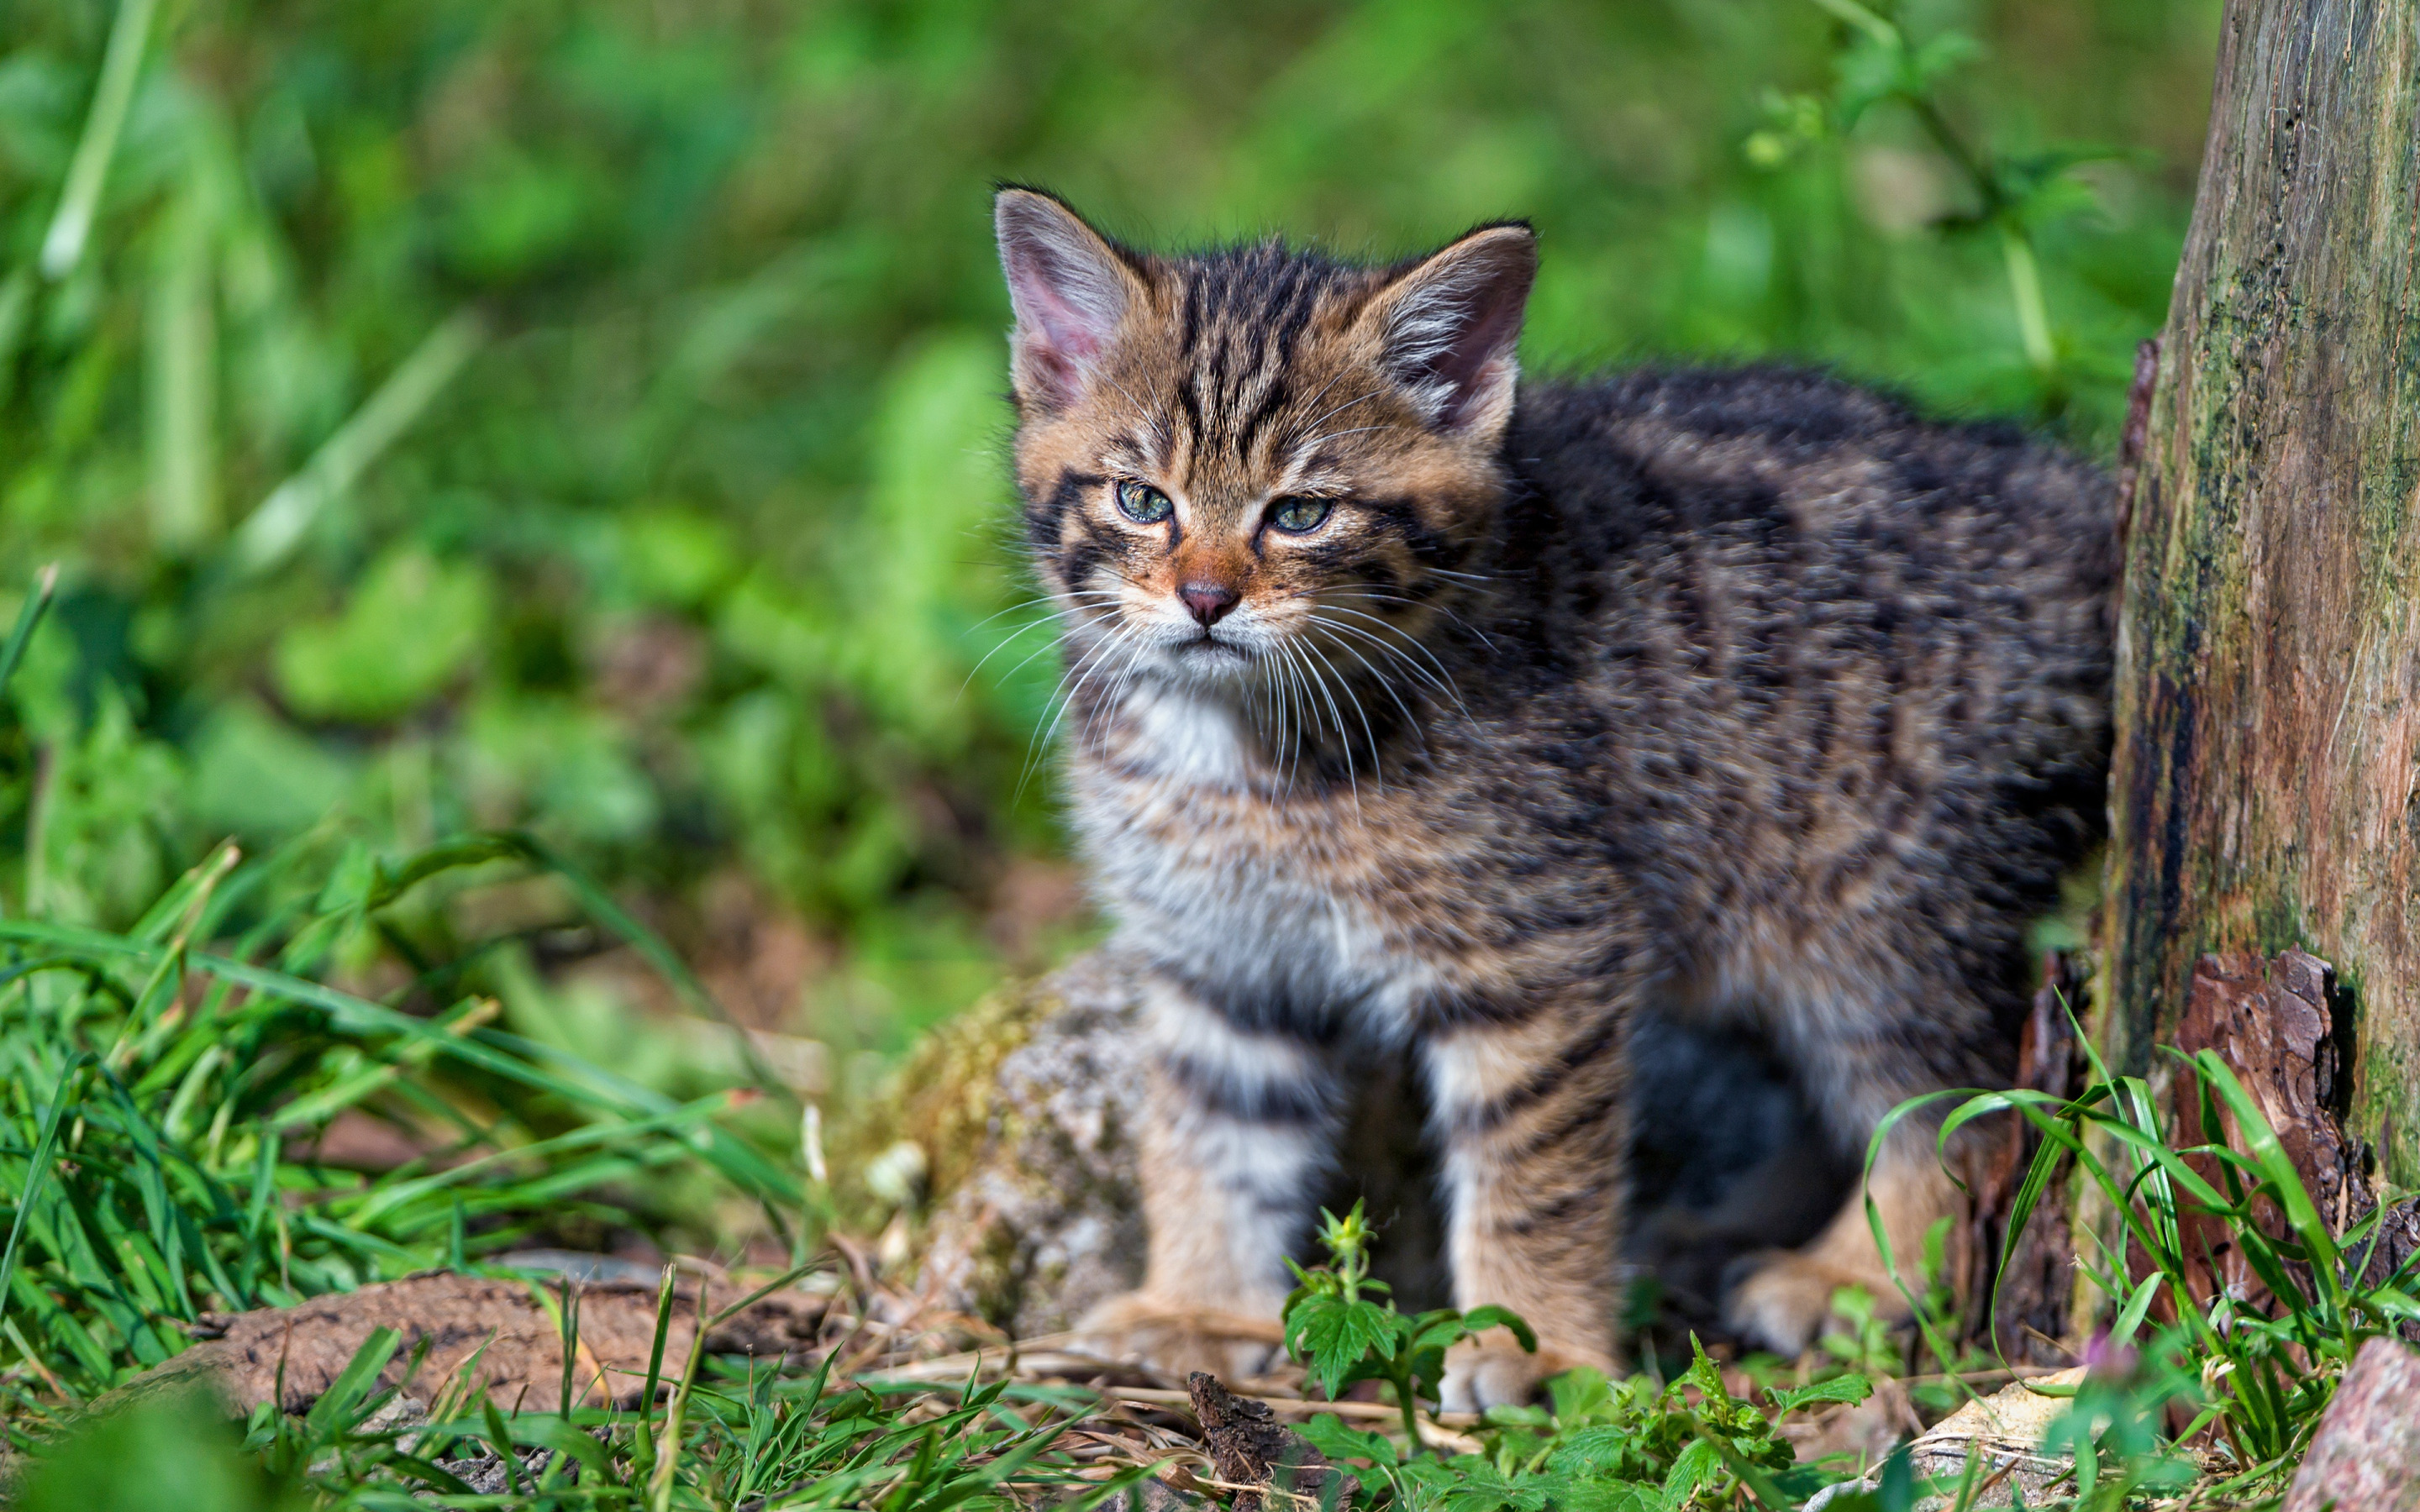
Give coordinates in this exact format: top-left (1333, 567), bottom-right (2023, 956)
top-left (993, 188), bottom-right (2113, 1406)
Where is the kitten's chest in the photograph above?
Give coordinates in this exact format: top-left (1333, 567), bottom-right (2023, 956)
top-left (1073, 692), bottom-right (1446, 1015)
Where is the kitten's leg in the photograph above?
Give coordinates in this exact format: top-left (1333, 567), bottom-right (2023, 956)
top-left (1722, 1011), bottom-right (1976, 1357)
top-left (1077, 972), bottom-right (1342, 1378)
top-left (1422, 1007), bottom-right (1627, 1410)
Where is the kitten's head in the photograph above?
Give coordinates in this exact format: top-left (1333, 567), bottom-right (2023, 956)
top-left (995, 189), bottom-right (1534, 694)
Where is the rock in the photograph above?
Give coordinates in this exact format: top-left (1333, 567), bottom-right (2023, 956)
top-left (2284, 1338), bottom-right (2420, 1512)
top-left (1804, 1369), bottom-right (2086, 1512)
top-left (910, 952), bottom-right (1156, 1336)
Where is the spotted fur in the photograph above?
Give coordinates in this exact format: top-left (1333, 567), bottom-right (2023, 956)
top-left (994, 189), bottom-right (2116, 1401)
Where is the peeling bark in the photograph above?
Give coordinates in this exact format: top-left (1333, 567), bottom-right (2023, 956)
top-left (2170, 951), bottom-right (2420, 1314)
top-left (1186, 1372), bottom-right (1352, 1512)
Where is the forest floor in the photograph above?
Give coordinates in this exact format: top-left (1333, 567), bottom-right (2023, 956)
top-left (4, 837), bottom-right (2405, 1512)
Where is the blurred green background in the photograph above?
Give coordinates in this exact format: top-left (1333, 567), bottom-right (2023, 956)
top-left (0, 0), bottom-right (2216, 1079)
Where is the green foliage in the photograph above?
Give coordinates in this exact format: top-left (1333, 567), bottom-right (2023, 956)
top-left (0, 582), bottom-right (804, 1407)
top-left (1747, 0), bottom-right (2136, 413)
top-left (1286, 1205), bottom-right (1865, 1512)
top-left (0, 831), bottom-right (806, 1402)
top-left (1284, 1201), bottom-right (1539, 1441)
top-left (13, 1387), bottom-right (308, 1512)
top-left (271, 546), bottom-right (497, 723)
top-left (1300, 1334), bottom-right (1857, 1512)
top-left (1864, 1001), bottom-right (2420, 1504)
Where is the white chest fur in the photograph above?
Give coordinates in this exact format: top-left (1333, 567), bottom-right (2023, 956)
top-left (1072, 685), bottom-right (1432, 1032)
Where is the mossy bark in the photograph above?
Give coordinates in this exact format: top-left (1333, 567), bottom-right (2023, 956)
top-left (2104, 0), bottom-right (2420, 1182)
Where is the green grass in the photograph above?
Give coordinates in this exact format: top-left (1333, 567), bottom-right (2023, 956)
top-left (1908, 1033), bottom-right (2420, 1494)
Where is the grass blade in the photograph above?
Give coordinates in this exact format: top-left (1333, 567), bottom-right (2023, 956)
top-left (39, 0), bottom-right (160, 279)
top-left (230, 309), bottom-right (486, 574)
top-left (2192, 1052), bottom-right (2344, 1300)
top-left (0, 564), bottom-right (60, 701)
top-left (0, 1056), bottom-right (87, 1344)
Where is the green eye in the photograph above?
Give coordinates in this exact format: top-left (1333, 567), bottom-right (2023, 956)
top-left (1267, 496), bottom-right (1334, 534)
top-left (1114, 480), bottom-right (1174, 523)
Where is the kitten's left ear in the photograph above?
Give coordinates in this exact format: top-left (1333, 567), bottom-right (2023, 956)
top-left (1362, 223), bottom-right (1537, 438)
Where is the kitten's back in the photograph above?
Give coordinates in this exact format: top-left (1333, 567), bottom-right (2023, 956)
top-left (1487, 365), bottom-right (2115, 1048)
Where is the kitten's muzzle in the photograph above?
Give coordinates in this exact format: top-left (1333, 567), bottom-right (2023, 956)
top-left (1178, 581), bottom-right (1240, 627)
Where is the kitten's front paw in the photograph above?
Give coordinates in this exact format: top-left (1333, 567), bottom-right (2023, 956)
top-left (1071, 1292), bottom-right (1285, 1382)
top-left (1439, 1337), bottom-right (1544, 1413)
top-left (1436, 1336), bottom-right (1611, 1414)
top-left (1722, 1251), bottom-right (1907, 1357)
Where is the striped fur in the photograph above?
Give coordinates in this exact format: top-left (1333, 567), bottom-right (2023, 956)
top-left (995, 190), bottom-right (2116, 1404)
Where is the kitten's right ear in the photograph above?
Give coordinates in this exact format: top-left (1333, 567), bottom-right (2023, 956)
top-left (995, 189), bottom-right (1142, 412)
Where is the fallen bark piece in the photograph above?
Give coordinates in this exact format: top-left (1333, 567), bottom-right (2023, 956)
top-left (1186, 1372), bottom-right (1352, 1512)
top-left (105, 1270), bottom-right (825, 1417)
top-left (1902, 1367), bottom-right (2086, 1506)
top-left (1806, 1368), bottom-right (2088, 1512)
top-left (2284, 1338), bottom-right (2420, 1512)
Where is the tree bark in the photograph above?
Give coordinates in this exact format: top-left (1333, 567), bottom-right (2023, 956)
top-left (2104, 0), bottom-right (2420, 1188)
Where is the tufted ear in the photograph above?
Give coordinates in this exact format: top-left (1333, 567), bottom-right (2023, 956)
top-left (995, 189), bottom-right (1144, 412)
top-left (1360, 223), bottom-right (1536, 438)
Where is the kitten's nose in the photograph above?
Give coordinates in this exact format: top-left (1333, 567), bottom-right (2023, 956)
top-left (1178, 581), bottom-right (1240, 627)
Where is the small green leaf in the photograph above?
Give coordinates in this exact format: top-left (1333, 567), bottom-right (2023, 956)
top-left (1291, 1294), bottom-right (1399, 1399)
top-left (1767, 1373), bottom-right (1873, 1415)
top-left (1459, 1305), bottom-right (1539, 1353)
top-left (1660, 1438), bottom-right (1721, 1509)
top-left (1678, 1335), bottom-right (1728, 1400)
top-left (1297, 1413), bottom-right (1399, 1474)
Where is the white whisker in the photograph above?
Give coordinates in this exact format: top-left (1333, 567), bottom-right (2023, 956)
top-left (1311, 606), bottom-right (1469, 716)
top-left (1297, 633), bottom-right (1377, 801)
top-left (1315, 627), bottom-right (1430, 756)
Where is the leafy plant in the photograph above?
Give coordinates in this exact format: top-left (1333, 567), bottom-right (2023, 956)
top-left (1283, 1202), bottom-right (1538, 1448)
top-left (1286, 1205), bottom-right (1871, 1512)
top-left (1302, 1336), bottom-right (1865, 1512)
top-left (1749, 0), bottom-right (2140, 417)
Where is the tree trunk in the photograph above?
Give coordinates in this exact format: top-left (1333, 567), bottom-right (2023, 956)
top-left (2104, 0), bottom-right (2420, 1185)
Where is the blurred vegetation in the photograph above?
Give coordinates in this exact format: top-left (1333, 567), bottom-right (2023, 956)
top-left (0, 0), bottom-right (2218, 1072)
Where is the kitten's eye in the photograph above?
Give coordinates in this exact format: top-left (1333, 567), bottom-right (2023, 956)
top-left (1114, 480), bottom-right (1174, 523)
top-left (1266, 496), bottom-right (1334, 534)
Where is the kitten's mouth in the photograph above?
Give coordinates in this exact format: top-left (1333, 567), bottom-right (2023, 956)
top-left (1181, 634), bottom-right (1251, 661)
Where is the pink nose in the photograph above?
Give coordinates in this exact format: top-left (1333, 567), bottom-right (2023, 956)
top-left (1179, 582), bottom-right (1239, 627)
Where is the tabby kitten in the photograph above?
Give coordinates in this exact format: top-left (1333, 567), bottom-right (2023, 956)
top-left (994, 188), bottom-right (2113, 1406)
